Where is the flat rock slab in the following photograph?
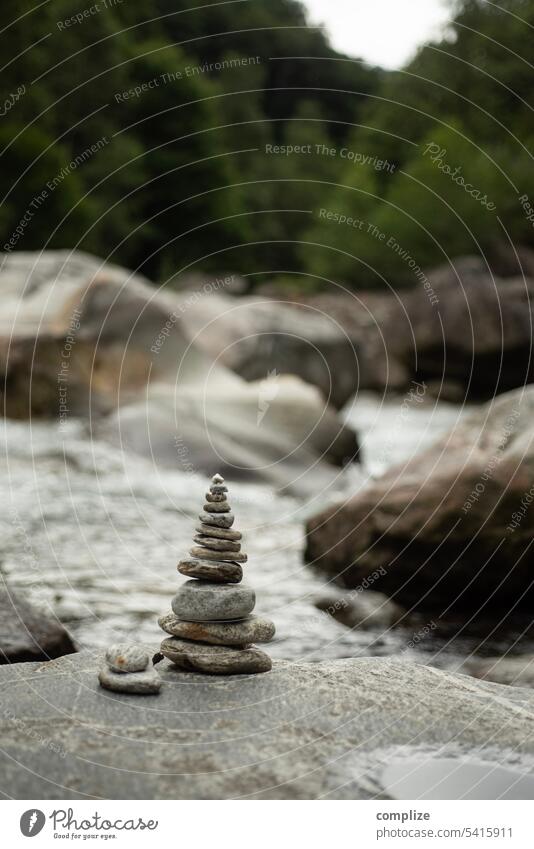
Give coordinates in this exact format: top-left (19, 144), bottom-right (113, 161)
top-left (1, 652), bottom-right (534, 799)
top-left (160, 637), bottom-right (272, 675)
top-left (159, 613), bottom-right (276, 646)
top-left (190, 546), bottom-right (247, 563)
top-left (198, 512), bottom-right (234, 529)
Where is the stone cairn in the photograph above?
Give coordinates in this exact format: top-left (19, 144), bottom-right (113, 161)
top-left (99, 644), bottom-right (162, 694)
top-left (158, 474), bottom-right (275, 674)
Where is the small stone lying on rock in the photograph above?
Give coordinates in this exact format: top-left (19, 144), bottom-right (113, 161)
top-left (105, 643), bottom-right (149, 673)
top-left (203, 502), bottom-right (231, 513)
top-left (178, 558), bottom-right (243, 583)
top-left (172, 580), bottom-right (255, 622)
top-left (189, 546), bottom-right (247, 563)
top-left (99, 666), bottom-right (162, 694)
top-left (160, 637), bottom-right (272, 674)
top-left (193, 535), bottom-right (241, 552)
top-left (195, 524), bottom-right (242, 541)
top-left (159, 473), bottom-right (274, 675)
top-left (159, 613), bottom-right (276, 646)
top-left (198, 512), bottom-right (234, 529)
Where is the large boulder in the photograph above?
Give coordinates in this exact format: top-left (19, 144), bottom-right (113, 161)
top-left (305, 386), bottom-right (534, 612)
top-left (0, 586), bottom-right (75, 663)
top-left (386, 256), bottom-right (534, 400)
top-left (0, 651), bottom-right (533, 799)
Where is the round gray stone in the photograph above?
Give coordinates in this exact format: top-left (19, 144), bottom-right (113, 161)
top-left (205, 492), bottom-right (226, 503)
top-left (203, 502), bottom-right (231, 513)
top-left (210, 484), bottom-right (228, 495)
top-left (171, 581), bottom-right (255, 622)
top-left (199, 512), bottom-right (234, 528)
top-left (195, 524), bottom-right (242, 541)
top-left (160, 637), bottom-right (272, 675)
top-left (98, 666), bottom-right (161, 694)
top-left (178, 558), bottom-right (242, 583)
top-left (190, 546), bottom-right (247, 563)
top-left (158, 613), bottom-right (276, 646)
top-left (211, 473), bottom-right (224, 484)
top-left (105, 644), bottom-right (149, 673)
top-left (193, 535), bottom-right (241, 552)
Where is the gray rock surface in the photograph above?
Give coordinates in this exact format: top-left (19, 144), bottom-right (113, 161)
top-left (204, 502), bottom-right (230, 513)
top-left (160, 637), bottom-right (272, 674)
top-left (462, 655), bottom-right (534, 689)
top-left (158, 614), bottom-right (276, 646)
top-left (105, 644), bottom-right (149, 673)
top-left (1, 651), bottom-right (534, 799)
top-left (98, 666), bottom-right (161, 694)
top-left (0, 586), bottom-right (76, 664)
top-left (171, 581), bottom-right (255, 622)
top-left (178, 559), bottom-right (243, 583)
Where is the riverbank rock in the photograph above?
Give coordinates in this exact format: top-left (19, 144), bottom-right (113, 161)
top-left (305, 386), bottom-right (534, 613)
top-left (0, 587), bottom-right (76, 664)
top-left (1, 651), bottom-right (533, 799)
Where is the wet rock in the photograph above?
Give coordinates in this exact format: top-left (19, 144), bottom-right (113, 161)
top-left (158, 613), bottom-right (276, 646)
top-left (105, 644), bottom-right (149, 673)
top-left (0, 587), bottom-right (76, 664)
top-left (178, 559), bottom-right (243, 583)
top-left (306, 387), bottom-right (534, 613)
top-left (160, 637), bottom-right (272, 675)
top-left (98, 666), bottom-right (161, 694)
top-left (171, 581), bottom-right (255, 622)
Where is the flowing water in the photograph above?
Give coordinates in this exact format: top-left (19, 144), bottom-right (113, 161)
top-left (1, 391), bottom-right (532, 669)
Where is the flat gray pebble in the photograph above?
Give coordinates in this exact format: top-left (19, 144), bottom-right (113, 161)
top-left (195, 524), bottom-right (242, 541)
top-left (159, 613), bottom-right (276, 646)
top-left (198, 512), bottom-right (234, 529)
top-left (190, 546), bottom-right (247, 563)
top-left (98, 666), bottom-right (161, 694)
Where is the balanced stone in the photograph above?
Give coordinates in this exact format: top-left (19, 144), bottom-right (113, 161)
top-left (159, 613), bottom-right (276, 646)
top-left (193, 535), bottom-right (241, 552)
top-left (105, 644), bottom-right (149, 673)
top-left (203, 502), bottom-right (230, 513)
top-left (199, 511), bottom-right (234, 528)
top-left (178, 558), bottom-right (242, 583)
top-left (205, 492), bottom-right (226, 502)
top-left (195, 524), bottom-right (241, 541)
top-left (172, 580), bottom-right (255, 622)
top-left (190, 546), bottom-right (247, 563)
top-left (160, 637), bottom-right (272, 674)
top-left (210, 484), bottom-right (228, 494)
top-left (99, 666), bottom-right (161, 694)
top-left (212, 473), bottom-right (224, 484)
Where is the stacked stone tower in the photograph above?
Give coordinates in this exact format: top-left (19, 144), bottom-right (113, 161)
top-left (159, 474), bottom-right (275, 674)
